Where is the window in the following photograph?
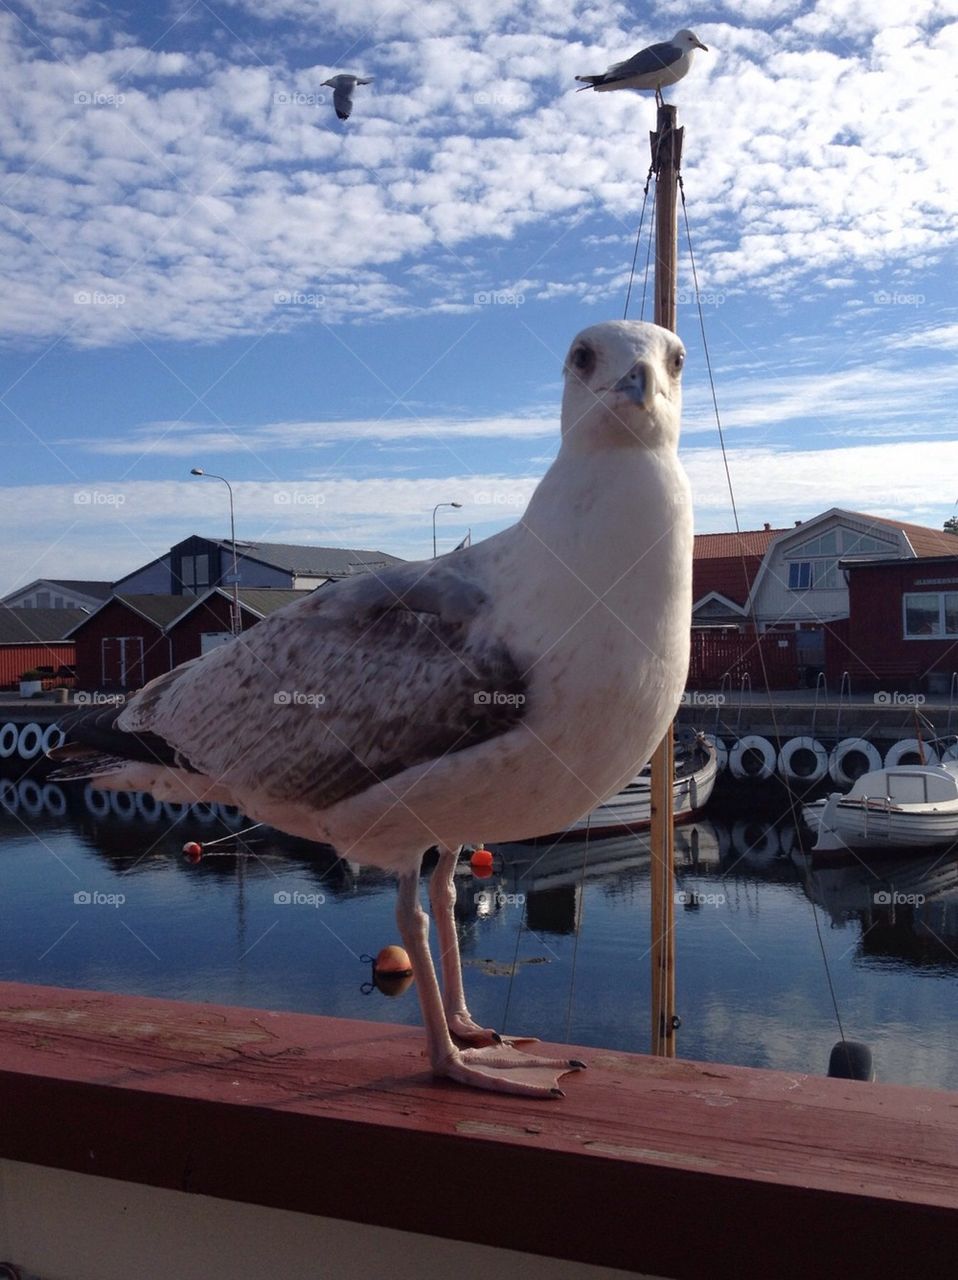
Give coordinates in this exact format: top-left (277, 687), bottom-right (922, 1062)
top-left (786, 524), bottom-right (897, 592)
top-left (788, 562), bottom-right (812, 590)
top-left (181, 554), bottom-right (210, 595)
top-left (787, 559), bottom-right (841, 591)
top-left (903, 592), bottom-right (958, 638)
top-left (35, 591), bottom-right (51, 607)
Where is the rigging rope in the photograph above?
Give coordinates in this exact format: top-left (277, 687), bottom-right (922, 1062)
top-left (623, 165), bottom-right (655, 321)
top-left (677, 175), bottom-right (851, 1054)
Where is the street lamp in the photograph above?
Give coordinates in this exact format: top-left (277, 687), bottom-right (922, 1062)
top-left (432, 502), bottom-right (463, 558)
top-left (190, 467), bottom-right (241, 636)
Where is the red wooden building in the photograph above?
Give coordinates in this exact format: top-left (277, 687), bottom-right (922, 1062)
top-left (67, 596), bottom-right (189, 690)
top-left (167, 588), bottom-right (305, 665)
top-left (841, 554), bottom-right (958, 691)
top-left (68, 590), bottom-right (308, 690)
top-left (0, 607), bottom-right (86, 689)
top-left (691, 526), bottom-right (786, 632)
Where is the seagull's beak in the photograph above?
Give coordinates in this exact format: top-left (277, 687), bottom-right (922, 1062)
top-left (612, 361), bottom-right (657, 410)
top-left (694, 37), bottom-right (709, 51)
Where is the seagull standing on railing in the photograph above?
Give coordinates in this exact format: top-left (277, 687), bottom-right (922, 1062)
top-left (576, 29), bottom-right (708, 105)
top-left (52, 320), bottom-right (693, 1098)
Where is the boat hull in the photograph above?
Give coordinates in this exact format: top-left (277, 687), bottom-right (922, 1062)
top-left (539, 742), bottom-right (718, 840)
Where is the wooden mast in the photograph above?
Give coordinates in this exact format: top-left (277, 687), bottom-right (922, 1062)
top-left (649, 101), bottom-right (683, 1058)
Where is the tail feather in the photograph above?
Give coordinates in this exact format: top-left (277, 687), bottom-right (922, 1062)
top-left (575, 74), bottom-right (604, 88)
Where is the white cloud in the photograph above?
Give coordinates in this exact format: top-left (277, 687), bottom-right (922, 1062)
top-left (0, 6), bottom-right (955, 344)
top-left (4, 431), bottom-right (958, 595)
top-left (0, 474), bottom-right (533, 593)
top-left (891, 322), bottom-right (958, 351)
top-left (61, 414), bottom-right (557, 456)
top-left (685, 438), bottom-right (958, 529)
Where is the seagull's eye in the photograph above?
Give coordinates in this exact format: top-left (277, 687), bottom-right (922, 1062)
top-left (569, 345), bottom-right (595, 378)
top-left (671, 349), bottom-right (686, 375)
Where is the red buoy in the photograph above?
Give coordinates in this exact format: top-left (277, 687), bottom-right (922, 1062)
top-left (470, 846), bottom-right (494, 875)
top-left (182, 841), bottom-right (203, 862)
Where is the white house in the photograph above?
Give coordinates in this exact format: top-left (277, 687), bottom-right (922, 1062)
top-left (0, 579), bottom-right (112, 611)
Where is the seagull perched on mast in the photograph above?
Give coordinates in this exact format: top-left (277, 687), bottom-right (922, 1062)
top-left (321, 73), bottom-right (373, 120)
top-left (576, 29), bottom-right (708, 105)
top-left (51, 320), bottom-right (693, 1098)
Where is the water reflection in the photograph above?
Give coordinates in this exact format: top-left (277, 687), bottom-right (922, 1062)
top-left (1, 775), bottom-right (957, 1087)
top-left (793, 850), bottom-right (958, 968)
top-left (3, 776), bottom-right (957, 971)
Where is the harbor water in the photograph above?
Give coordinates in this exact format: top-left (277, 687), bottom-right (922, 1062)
top-left (1, 772), bottom-right (956, 1091)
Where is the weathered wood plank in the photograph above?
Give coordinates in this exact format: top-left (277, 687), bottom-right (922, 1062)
top-left (0, 982), bottom-right (955, 1279)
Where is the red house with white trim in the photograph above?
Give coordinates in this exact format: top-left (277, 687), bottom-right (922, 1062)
top-left (841, 555), bottom-right (958, 692)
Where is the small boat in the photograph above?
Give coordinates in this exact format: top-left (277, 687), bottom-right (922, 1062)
top-left (537, 733), bottom-right (718, 839)
top-left (804, 761), bottom-right (958, 852)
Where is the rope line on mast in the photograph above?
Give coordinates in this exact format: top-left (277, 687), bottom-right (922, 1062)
top-left (677, 175), bottom-right (851, 1055)
top-left (623, 164), bottom-right (655, 320)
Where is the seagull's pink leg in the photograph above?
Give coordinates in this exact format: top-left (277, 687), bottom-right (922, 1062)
top-left (397, 866), bottom-right (584, 1097)
top-left (429, 845), bottom-right (513, 1044)
top-left (396, 867), bottom-right (457, 1067)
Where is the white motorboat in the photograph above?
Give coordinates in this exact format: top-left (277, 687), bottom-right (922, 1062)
top-left (538, 733), bottom-right (718, 839)
top-left (804, 761), bottom-right (958, 852)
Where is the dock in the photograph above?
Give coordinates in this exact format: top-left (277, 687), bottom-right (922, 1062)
top-left (0, 981), bottom-right (955, 1279)
top-left (678, 689), bottom-right (958, 751)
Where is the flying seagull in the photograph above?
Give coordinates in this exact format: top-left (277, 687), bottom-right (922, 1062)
top-left (321, 73), bottom-right (373, 120)
top-left (52, 320), bottom-right (693, 1097)
top-left (576, 29), bottom-right (708, 104)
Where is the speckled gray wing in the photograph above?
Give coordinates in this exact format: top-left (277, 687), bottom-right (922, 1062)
top-left (605, 41), bottom-right (682, 80)
top-left (113, 567), bottom-right (529, 810)
top-left (332, 83), bottom-right (353, 119)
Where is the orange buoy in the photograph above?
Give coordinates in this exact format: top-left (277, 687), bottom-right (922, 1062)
top-left (182, 841), bottom-right (203, 862)
top-left (469, 845), bottom-right (494, 874)
top-left (375, 944), bottom-right (412, 976)
top-left (360, 946), bottom-right (415, 997)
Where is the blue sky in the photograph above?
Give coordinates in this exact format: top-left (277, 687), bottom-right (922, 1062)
top-left (2, 0), bottom-right (958, 593)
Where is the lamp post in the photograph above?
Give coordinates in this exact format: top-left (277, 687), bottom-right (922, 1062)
top-left (190, 467), bottom-right (241, 636)
top-left (432, 502), bottom-right (463, 558)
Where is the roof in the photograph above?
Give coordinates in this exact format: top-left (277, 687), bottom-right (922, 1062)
top-left (236, 588), bottom-right (312, 615)
top-left (66, 594), bottom-right (194, 636)
top-left (215, 540), bottom-right (404, 578)
top-left (840, 554), bottom-right (958, 572)
top-left (0, 607), bottom-right (88, 645)
top-left (0, 578), bottom-right (113, 604)
top-left (693, 529), bottom-right (786, 559)
top-left (692, 530), bottom-right (784, 607)
top-left (44, 579), bottom-right (114, 599)
top-left (167, 588), bottom-right (311, 629)
top-left (847, 513), bottom-right (958, 558)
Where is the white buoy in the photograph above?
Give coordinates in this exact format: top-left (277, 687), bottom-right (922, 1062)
top-left (83, 784), bottom-right (111, 819)
top-left (18, 778), bottom-right (44, 816)
top-left (0, 778), bottom-right (18, 812)
top-left (41, 782), bottom-right (67, 817)
top-left (777, 736), bottom-right (828, 784)
top-left (884, 739), bottom-right (939, 769)
top-left (828, 738), bottom-right (882, 787)
top-left (728, 735), bottom-right (776, 780)
top-left (16, 722), bottom-right (43, 760)
top-left (731, 819), bottom-right (780, 862)
top-left (41, 723), bottom-right (65, 753)
top-left (110, 790), bottom-right (138, 820)
top-left (0, 723), bottom-right (19, 759)
top-left (135, 791), bottom-right (164, 822)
